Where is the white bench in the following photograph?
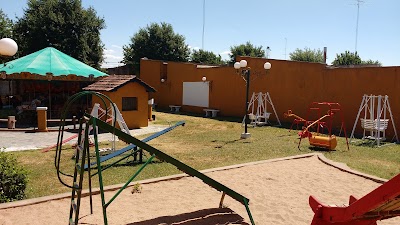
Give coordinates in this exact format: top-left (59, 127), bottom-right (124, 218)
top-left (203, 109), bottom-right (219, 117)
top-left (360, 118), bottom-right (389, 131)
top-left (169, 105), bottom-right (181, 112)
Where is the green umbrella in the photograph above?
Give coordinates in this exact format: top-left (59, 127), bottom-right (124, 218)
top-left (0, 47), bottom-right (107, 77)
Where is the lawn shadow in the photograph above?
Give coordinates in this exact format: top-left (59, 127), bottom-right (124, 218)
top-left (350, 139), bottom-right (397, 148)
top-left (212, 138), bottom-right (241, 149)
top-left (307, 146), bottom-right (336, 152)
top-left (126, 207), bottom-right (249, 225)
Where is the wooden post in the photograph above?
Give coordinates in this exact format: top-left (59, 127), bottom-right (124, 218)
top-left (36, 107), bottom-right (48, 132)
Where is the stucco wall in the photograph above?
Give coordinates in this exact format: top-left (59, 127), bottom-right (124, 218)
top-left (140, 57), bottom-right (400, 137)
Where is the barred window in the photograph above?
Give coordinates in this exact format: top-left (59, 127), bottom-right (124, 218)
top-left (122, 97), bottom-right (137, 111)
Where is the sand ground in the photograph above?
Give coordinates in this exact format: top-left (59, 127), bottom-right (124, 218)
top-left (0, 154), bottom-right (399, 225)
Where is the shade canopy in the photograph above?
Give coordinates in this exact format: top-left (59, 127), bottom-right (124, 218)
top-left (0, 47), bottom-right (107, 77)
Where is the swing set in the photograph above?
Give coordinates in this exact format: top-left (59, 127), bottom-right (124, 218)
top-left (242, 92), bottom-right (281, 127)
top-left (350, 94), bottom-right (399, 147)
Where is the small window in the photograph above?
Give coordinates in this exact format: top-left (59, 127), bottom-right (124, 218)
top-left (122, 97), bottom-right (137, 111)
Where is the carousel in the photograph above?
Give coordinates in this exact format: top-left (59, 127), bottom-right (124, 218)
top-left (0, 42), bottom-right (107, 126)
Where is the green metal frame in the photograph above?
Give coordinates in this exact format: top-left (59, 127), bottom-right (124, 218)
top-left (55, 91), bottom-right (256, 225)
top-left (88, 115), bottom-right (256, 225)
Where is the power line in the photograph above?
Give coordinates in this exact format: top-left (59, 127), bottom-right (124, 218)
top-left (355, 0), bottom-right (364, 53)
top-left (202, 0), bottom-right (205, 50)
top-left (284, 38), bottom-right (287, 59)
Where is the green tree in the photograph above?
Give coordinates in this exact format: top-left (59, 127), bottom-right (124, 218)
top-left (332, 51), bottom-right (362, 66)
top-left (0, 9), bottom-right (13, 38)
top-left (13, 0), bottom-right (105, 69)
top-left (229, 41), bottom-right (265, 63)
top-left (289, 47), bottom-right (324, 63)
top-left (123, 22), bottom-right (190, 71)
top-left (362, 59), bottom-right (382, 66)
top-left (190, 49), bottom-right (223, 65)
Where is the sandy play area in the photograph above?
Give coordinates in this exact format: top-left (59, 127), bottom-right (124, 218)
top-left (0, 153), bottom-right (399, 225)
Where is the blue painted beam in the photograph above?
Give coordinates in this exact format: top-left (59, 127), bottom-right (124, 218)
top-left (84, 121), bottom-right (185, 169)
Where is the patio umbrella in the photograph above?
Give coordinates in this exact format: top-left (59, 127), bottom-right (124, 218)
top-left (0, 47), bottom-right (106, 77)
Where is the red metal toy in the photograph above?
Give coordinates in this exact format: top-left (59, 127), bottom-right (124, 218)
top-left (297, 102), bottom-right (349, 151)
top-left (309, 172), bottom-right (400, 225)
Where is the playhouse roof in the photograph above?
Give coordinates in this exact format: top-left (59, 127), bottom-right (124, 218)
top-left (83, 75), bottom-right (156, 92)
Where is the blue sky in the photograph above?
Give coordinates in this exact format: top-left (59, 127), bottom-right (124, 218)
top-left (2, 0), bottom-right (399, 68)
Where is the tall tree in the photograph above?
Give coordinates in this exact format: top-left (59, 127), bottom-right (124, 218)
top-left (13, 0), bottom-right (105, 69)
top-left (123, 22), bottom-right (190, 71)
top-left (289, 47), bottom-right (324, 63)
top-left (0, 9), bottom-right (13, 38)
top-left (190, 49), bottom-right (223, 65)
top-left (229, 41), bottom-right (265, 63)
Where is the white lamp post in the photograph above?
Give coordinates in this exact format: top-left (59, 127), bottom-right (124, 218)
top-left (234, 59), bottom-right (272, 139)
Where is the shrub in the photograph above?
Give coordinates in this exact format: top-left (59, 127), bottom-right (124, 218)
top-left (0, 151), bottom-right (28, 203)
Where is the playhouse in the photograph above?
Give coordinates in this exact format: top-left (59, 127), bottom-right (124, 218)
top-left (83, 75), bottom-right (156, 128)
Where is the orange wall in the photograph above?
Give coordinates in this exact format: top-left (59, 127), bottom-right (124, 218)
top-left (92, 82), bottom-right (150, 129)
top-left (140, 58), bottom-right (400, 137)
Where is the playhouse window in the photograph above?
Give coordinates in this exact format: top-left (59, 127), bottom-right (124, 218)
top-left (122, 97), bottom-right (137, 111)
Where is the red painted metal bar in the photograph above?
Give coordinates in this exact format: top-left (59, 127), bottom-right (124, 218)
top-left (309, 173), bottom-right (400, 224)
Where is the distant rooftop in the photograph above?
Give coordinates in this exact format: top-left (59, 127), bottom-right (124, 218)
top-left (83, 75), bottom-right (155, 92)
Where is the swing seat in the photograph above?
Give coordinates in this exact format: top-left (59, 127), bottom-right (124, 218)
top-left (360, 119), bottom-right (389, 132)
top-left (245, 113), bottom-right (256, 127)
top-left (256, 112), bottom-right (271, 125)
top-left (248, 113), bottom-right (271, 126)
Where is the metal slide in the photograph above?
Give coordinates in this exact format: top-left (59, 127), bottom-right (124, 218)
top-left (79, 115), bottom-right (255, 225)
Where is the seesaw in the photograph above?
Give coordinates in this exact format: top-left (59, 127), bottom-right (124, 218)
top-left (297, 102), bottom-right (350, 151)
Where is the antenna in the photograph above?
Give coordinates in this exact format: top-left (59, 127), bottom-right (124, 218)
top-left (355, 0), bottom-right (364, 53)
top-left (202, 0), bottom-right (205, 50)
top-left (284, 38), bottom-right (287, 59)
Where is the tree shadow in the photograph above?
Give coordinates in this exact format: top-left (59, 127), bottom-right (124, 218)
top-left (126, 207), bottom-right (249, 225)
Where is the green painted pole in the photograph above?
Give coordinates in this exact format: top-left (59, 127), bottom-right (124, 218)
top-left (92, 118), bottom-right (108, 225)
top-left (243, 197), bottom-right (256, 225)
top-left (104, 154), bottom-right (156, 208)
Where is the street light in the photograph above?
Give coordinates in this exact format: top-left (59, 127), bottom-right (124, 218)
top-left (0, 38), bottom-right (18, 76)
top-left (234, 59), bottom-right (271, 139)
top-left (0, 38), bottom-right (18, 101)
top-left (0, 38), bottom-right (18, 57)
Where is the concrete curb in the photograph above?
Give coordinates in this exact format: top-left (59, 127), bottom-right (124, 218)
top-left (315, 153), bottom-right (387, 183)
top-left (0, 153), bottom-right (387, 210)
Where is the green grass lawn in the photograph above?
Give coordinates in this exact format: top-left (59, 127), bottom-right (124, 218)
top-left (6, 111), bottom-right (400, 200)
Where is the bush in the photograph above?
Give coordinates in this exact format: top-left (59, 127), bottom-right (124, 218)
top-left (0, 151), bottom-right (28, 203)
